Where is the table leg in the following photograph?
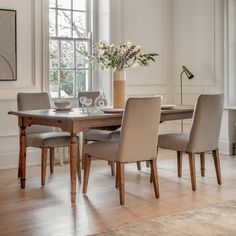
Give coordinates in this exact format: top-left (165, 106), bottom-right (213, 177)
top-left (20, 126), bottom-right (27, 188)
top-left (70, 133), bottom-right (78, 204)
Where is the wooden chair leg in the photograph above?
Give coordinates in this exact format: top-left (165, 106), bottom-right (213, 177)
top-left (108, 161), bottom-right (115, 176)
top-left (83, 154), bottom-right (91, 194)
top-left (18, 151), bottom-right (22, 178)
top-left (115, 162), bottom-right (119, 189)
top-left (41, 148), bottom-right (48, 187)
top-left (81, 139), bottom-right (87, 170)
top-left (19, 127), bottom-right (27, 188)
top-left (77, 146), bottom-right (81, 183)
top-left (146, 161), bottom-right (150, 168)
top-left (200, 152), bottom-right (205, 177)
top-left (150, 159), bottom-right (160, 198)
top-left (177, 151), bottom-right (182, 177)
top-left (150, 166), bottom-right (153, 183)
top-left (137, 161), bottom-right (141, 170)
top-left (49, 148), bottom-right (55, 174)
top-left (212, 149), bottom-right (222, 185)
top-left (188, 153), bottom-right (196, 191)
top-left (150, 148), bottom-right (159, 183)
top-left (118, 162), bottom-right (125, 205)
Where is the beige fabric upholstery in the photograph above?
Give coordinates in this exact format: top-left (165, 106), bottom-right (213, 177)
top-left (84, 128), bottom-right (121, 141)
top-left (17, 93), bottom-right (53, 134)
top-left (158, 133), bottom-right (189, 152)
top-left (17, 92), bottom-right (72, 148)
top-left (85, 97), bottom-right (161, 163)
top-left (27, 132), bottom-right (71, 148)
top-left (158, 94), bottom-right (224, 153)
top-left (188, 94), bottom-right (224, 153)
top-left (85, 141), bottom-right (118, 162)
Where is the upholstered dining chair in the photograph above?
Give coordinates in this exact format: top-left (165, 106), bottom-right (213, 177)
top-left (17, 92), bottom-right (80, 186)
top-left (83, 97), bottom-right (162, 205)
top-left (78, 91), bottom-right (144, 175)
top-left (78, 91), bottom-right (121, 175)
top-left (158, 94), bottom-right (224, 191)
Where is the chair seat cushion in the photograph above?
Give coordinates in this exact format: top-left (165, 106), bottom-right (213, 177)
top-left (84, 128), bottom-right (120, 141)
top-left (84, 141), bottom-right (119, 162)
top-left (27, 132), bottom-right (73, 148)
top-left (158, 133), bottom-right (189, 152)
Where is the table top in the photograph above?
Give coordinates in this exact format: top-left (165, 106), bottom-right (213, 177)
top-left (8, 106), bottom-right (194, 121)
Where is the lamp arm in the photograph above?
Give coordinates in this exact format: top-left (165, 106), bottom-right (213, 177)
top-left (180, 70), bottom-right (184, 105)
top-left (0, 54), bottom-right (14, 79)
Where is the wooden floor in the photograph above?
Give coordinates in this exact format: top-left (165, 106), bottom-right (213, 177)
top-left (0, 149), bottom-right (236, 236)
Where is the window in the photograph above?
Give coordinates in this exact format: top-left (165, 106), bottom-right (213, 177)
top-left (48, 0), bottom-right (93, 98)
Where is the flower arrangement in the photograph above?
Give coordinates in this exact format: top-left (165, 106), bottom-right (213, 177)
top-left (86, 41), bottom-right (158, 70)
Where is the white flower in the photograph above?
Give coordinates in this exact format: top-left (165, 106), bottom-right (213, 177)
top-left (87, 41), bottom-right (158, 70)
top-left (131, 63), bottom-right (139, 68)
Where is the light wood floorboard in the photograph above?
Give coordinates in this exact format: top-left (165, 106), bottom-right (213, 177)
top-left (0, 149), bottom-right (236, 235)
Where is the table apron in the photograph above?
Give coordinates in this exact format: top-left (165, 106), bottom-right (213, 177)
top-left (20, 116), bottom-right (122, 133)
top-left (160, 112), bottom-right (193, 122)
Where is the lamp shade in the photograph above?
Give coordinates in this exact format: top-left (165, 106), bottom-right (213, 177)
top-left (182, 66), bottom-right (194, 79)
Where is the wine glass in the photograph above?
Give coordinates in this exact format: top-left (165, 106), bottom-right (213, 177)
top-left (79, 96), bottom-right (87, 113)
top-left (84, 98), bottom-right (92, 114)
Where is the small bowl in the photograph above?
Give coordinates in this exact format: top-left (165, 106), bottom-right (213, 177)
top-left (54, 100), bottom-right (70, 109)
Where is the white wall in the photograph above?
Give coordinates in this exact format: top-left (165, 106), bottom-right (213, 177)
top-left (109, 0), bottom-right (180, 134)
top-left (96, 0), bottom-right (112, 103)
top-left (174, 0), bottom-right (235, 154)
top-left (222, 0), bottom-right (236, 154)
top-left (110, 0), bottom-right (172, 103)
top-left (0, 0), bottom-right (44, 169)
top-left (110, 0), bottom-right (235, 154)
top-left (174, 0), bottom-right (224, 101)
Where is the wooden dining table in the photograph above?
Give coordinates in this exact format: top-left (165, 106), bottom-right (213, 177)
top-left (8, 106), bottom-right (193, 204)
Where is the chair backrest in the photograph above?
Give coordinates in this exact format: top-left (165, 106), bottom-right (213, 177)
top-left (117, 97), bottom-right (161, 162)
top-left (78, 91), bottom-right (100, 107)
top-left (17, 92), bottom-right (53, 134)
top-left (188, 94), bottom-right (224, 153)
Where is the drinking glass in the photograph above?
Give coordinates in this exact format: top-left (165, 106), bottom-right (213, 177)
top-left (84, 98), bottom-right (92, 114)
top-left (79, 96), bottom-right (87, 113)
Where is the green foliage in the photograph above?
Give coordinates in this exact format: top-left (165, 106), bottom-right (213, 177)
top-left (49, 41), bottom-right (87, 97)
top-left (84, 41), bottom-right (159, 70)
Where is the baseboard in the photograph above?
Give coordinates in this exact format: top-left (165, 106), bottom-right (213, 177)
top-left (0, 149), bottom-right (41, 170)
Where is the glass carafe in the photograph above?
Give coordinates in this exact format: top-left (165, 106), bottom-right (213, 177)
top-left (94, 90), bottom-right (108, 110)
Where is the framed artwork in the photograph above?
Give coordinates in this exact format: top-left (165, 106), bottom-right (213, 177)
top-left (0, 9), bottom-right (17, 81)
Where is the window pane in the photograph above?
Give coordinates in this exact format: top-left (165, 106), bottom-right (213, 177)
top-left (49, 9), bottom-right (56, 36)
top-left (50, 70), bottom-right (59, 98)
top-left (76, 41), bottom-right (89, 68)
top-left (49, 0), bottom-right (91, 98)
top-left (49, 0), bottom-right (56, 8)
top-left (58, 10), bottom-right (71, 37)
top-left (58, 0), bottom-right (71, 9)
top-left (73, 0), bottom-right (86, 11)
top-left (60, 70), bottom-right (74, 97)
top-left (73, 12), bottom-right (86, 38)
top-left (49, 40), bottom-right (59, 68)
top-left (76, 70), bottom-right (87, 92)
top-left (60, 41), bottom-right (74, 68)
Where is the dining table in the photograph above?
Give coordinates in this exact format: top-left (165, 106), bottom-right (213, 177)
top-left (8, 105), bottom-right (194, 204)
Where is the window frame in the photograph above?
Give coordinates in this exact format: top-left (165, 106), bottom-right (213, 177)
top-left (48, 0), bottom-right (93, 99)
